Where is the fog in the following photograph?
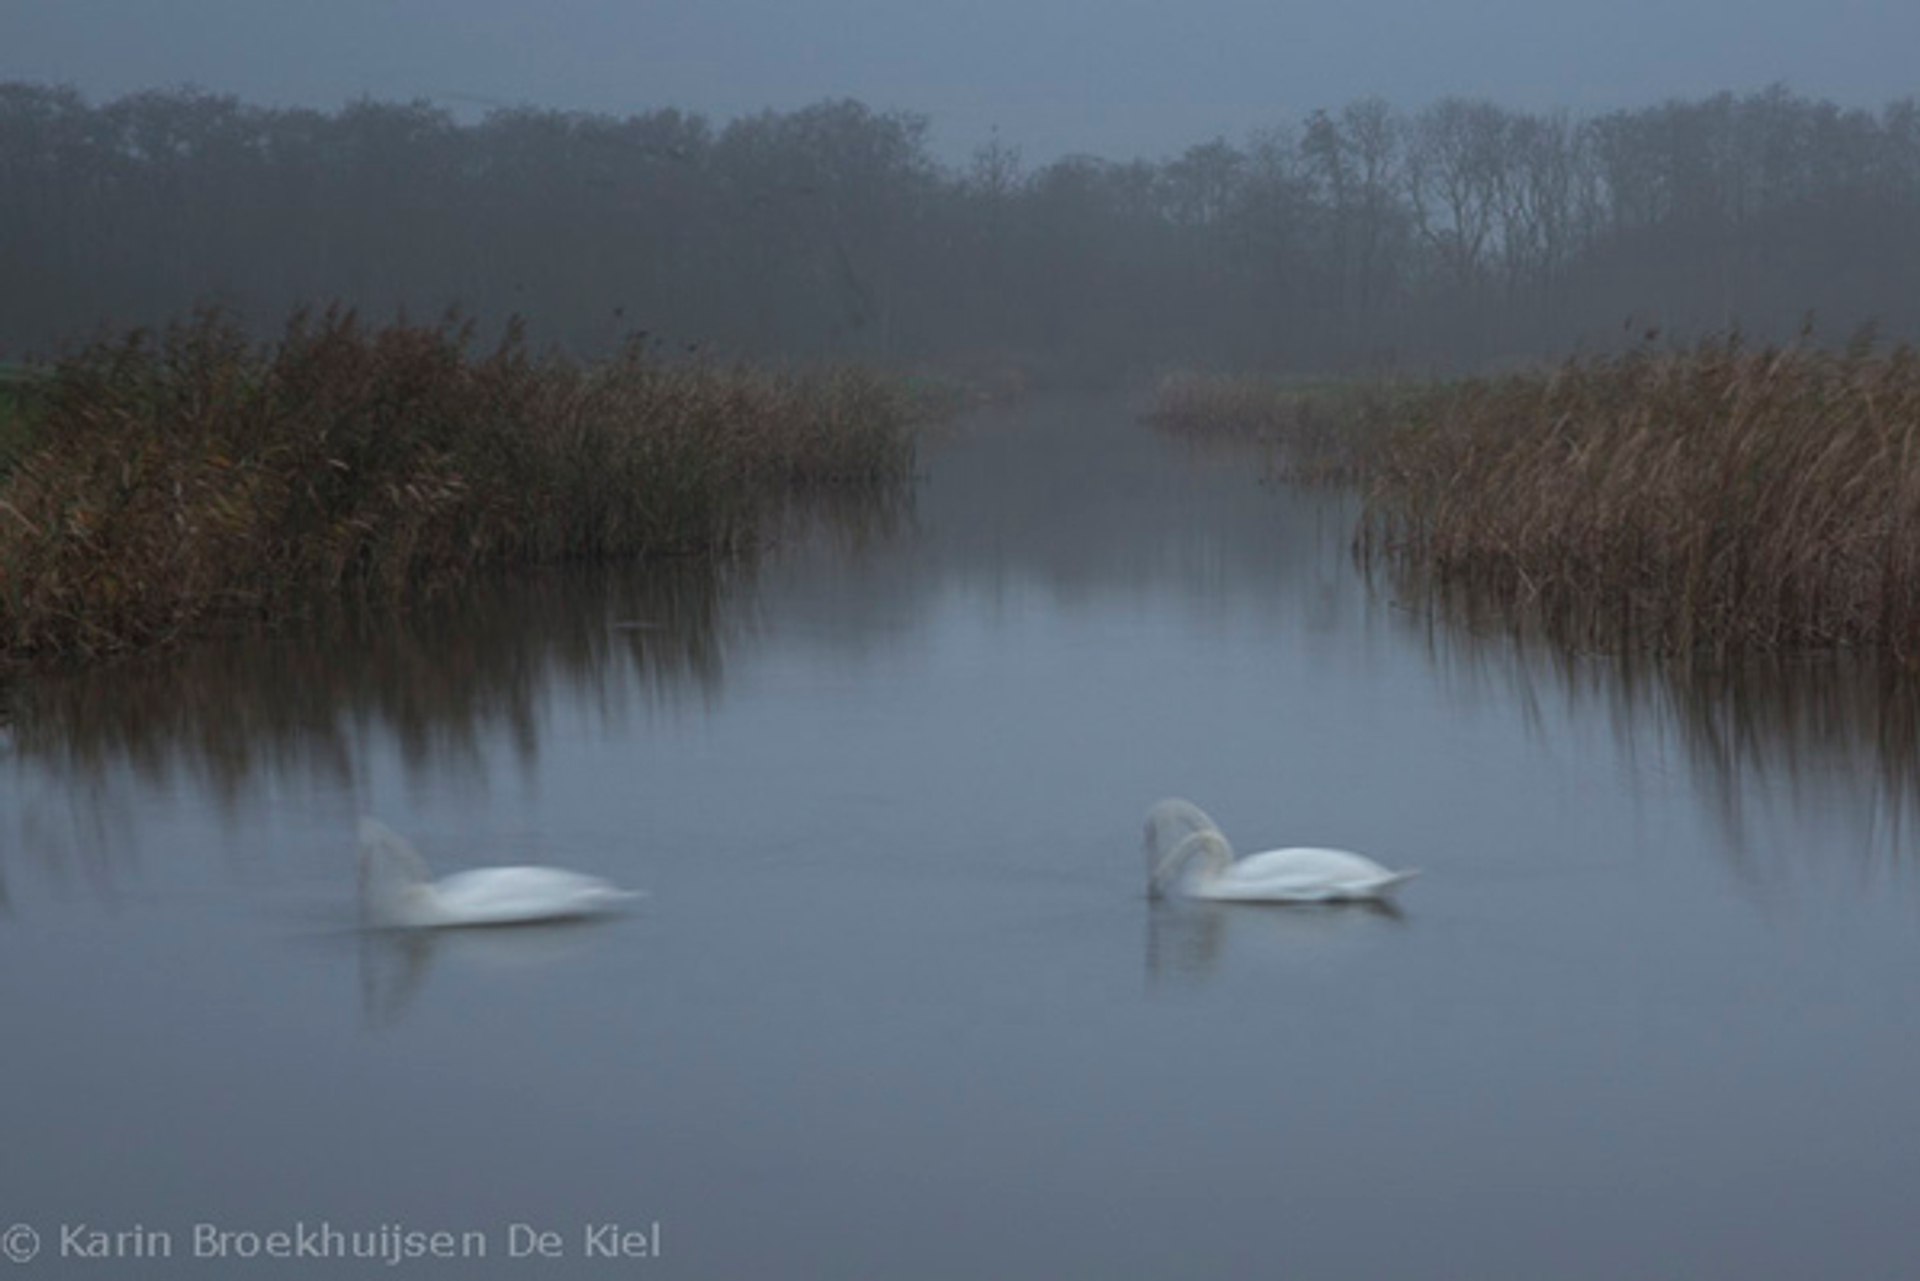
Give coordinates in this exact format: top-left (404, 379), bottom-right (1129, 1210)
top-left (6, 81), bottom-right (1919, 374)
top-left (9, 0), bottom-right (1918, 166)
top-left (5, 5), bottom-right (1920, 372)
top-left (11, 11), bottom-right (1920, 1279)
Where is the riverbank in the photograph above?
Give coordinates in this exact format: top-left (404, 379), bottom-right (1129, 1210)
top-left (0, 307), bottom-right (923, 664)
top-left (1150, 337), bottom-right (1920, 659)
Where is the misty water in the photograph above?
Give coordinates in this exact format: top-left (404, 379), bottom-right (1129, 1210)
top-left (5, 399), bottom-right (1920, 1279)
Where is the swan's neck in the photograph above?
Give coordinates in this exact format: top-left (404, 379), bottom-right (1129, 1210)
top-left (1144, 800), bottom-right (1235, 898)
top-left (1149, 830), bottom-right (1233, 897)
top-left (359, 846), bottom-right (439, 927)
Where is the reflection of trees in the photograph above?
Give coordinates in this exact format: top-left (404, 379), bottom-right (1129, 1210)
top-left (1402, 585), bottom-right (1920, 876)
top-left (6, 558), bottom-right (739, 801)
top-left (0, 478), bottom-right (910, 889)
top-left (1608, 657), bottom-right (1920, 883)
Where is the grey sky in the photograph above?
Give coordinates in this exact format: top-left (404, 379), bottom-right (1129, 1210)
top-left (6, 0), bottom-right (1916, 164)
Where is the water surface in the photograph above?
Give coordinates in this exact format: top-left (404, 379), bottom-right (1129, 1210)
top-left (5, 399), bottom-right (1919, 1279)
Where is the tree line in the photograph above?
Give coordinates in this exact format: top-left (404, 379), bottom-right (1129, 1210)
top-left (3, 81), bottom-right (1917, 376)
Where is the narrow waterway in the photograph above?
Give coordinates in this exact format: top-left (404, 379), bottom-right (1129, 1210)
top-left (4, 398), bottom-right (1918, 1279)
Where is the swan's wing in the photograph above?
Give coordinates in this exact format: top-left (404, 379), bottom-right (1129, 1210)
top-left (1144, 799), bottom-right (1234, 895)
top-left (429, 867), bottom-right (643, 926)
top-left (1201, 847), bottom-right (1417, 903)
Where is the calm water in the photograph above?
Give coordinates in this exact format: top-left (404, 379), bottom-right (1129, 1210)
top-left (5, 399), bottom-right (1920, 1279)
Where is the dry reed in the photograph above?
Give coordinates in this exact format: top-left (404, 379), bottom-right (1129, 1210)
top-left (1363, 335), bottom-right (1920, 660)
top-left (0, 306), bottom-right (919, 662)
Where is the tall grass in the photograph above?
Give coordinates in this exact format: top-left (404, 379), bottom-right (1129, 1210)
top-left (0, 306), bottom-right (919, 662)
top-left (1362, 336), bottom-right (1920, 660)
top-left (0, 363), bottom-right (42, 482)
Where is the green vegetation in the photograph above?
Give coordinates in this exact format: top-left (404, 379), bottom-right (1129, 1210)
top-left (0, 307), bottom-right (920, 663)
top-left (1152, 337), bottom-right (1920, 661)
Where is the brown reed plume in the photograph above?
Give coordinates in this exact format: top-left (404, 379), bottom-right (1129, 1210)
top-left (0, 306), bottom-right (918, 662)
top-left (1363, 334), bottom-right (1920, 661)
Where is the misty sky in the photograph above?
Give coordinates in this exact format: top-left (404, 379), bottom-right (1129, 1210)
top-left (7, 0), bottom-right (1917, 164)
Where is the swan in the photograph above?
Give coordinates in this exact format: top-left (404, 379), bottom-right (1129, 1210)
top-left (357, 817), bottom-right (643, 928)
top-left (1143, 799), bottom-right (1414, 903)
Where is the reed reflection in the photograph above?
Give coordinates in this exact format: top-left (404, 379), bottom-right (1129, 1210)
top-left (0, 558), bottom-right (747, 893)
top-left (1401, 578), bottom-right (1920, 879)
top-left (8, 560), bottom-right (736, 791)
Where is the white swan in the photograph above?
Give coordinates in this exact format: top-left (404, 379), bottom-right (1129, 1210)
top-left (1143, 799), bottom-right (1414, 903)
top-left (358, 817), bottom-right (643, 928)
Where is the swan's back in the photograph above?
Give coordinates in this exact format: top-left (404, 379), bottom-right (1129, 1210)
top-left (1202, 846), bottom-right (1417, 902)
top-left (429, 866), bottom-right (640, 926)
top-left (357, 816), bottom-right (641, 928)
top-left (1141, 799), bottom-right (1416, 903)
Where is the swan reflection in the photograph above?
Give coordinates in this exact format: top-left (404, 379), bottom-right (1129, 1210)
top-left (1145, 895), bottom-right (1405, 989)
top-left (357, 917), bottom-right (619, 1029)
top-left (352, 817), bottom-right (642, 1027)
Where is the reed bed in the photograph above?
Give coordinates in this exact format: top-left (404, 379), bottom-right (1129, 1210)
top-left (0, 364), bottom-right (40, 482)
top-left (0, 306), bottom-right (918, 662)
top-left (1362, 337), bottom-right (1920, 660)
